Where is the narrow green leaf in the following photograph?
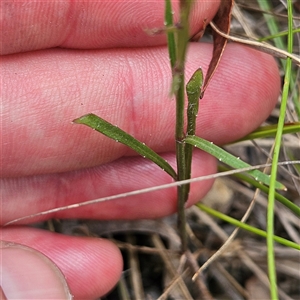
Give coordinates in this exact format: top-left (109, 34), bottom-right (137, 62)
top-left (197, 203), bottom-right (300, 251)
top-left (186, 68), bottom-right (203, 135)
top-left (259, 27), bottom-right (300, 42)
top-left (235, 122), bottom-right (300, 142)
top-left (266, 1), bottom-right (294, 298)
top-left (185, 68), bottom-right (203, 193)
top-left (218, 165), bottom-right (300, 217)
top-left (184, 135), bottom-right (286, 190)
top-left (73, 113), bottom-right (177, 180)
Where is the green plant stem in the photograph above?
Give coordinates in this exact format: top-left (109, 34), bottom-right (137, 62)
top-left (165, 0), bottom-right (176, 68)
top-left (175, 0), bottom-right (193, 253)
top-left (267, 1), bottom-right (294, 299)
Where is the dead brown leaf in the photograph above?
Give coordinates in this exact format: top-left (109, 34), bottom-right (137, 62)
top-left (201, 0), bottom-right (234, 98)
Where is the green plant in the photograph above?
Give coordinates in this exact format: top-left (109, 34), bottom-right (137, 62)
top-left (73, 1), bottom-right (300, 298)
top-left (6, 0), bottom-right (300, 298)
top-left (73, 0), bottom-right (285, 255)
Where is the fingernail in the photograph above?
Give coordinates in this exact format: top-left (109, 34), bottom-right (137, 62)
top-left (1, 241), bottom-right (73, 299)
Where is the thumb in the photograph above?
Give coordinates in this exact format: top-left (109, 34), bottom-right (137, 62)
top-left (1, 241), bottom-right (72, 299)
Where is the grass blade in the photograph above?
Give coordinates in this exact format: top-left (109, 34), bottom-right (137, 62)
top-left (218, 165), bottom-right (300, 217)
top-left (73, 113), bottom-right (177, 180)
top-left (266, 1), bottom-right (295, 298)
top-left (184, 135), bottom-right (286, 190)
top-left (235, 122), bottom-right (300, 142)
top-left (197, 203), bottom-right (300, 251)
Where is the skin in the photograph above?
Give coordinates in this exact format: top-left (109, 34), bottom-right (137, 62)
top-left (1, 1), bottom-right (280, 299)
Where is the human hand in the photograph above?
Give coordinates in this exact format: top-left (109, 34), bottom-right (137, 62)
top-left (1, 1), bottom-right (280, 299)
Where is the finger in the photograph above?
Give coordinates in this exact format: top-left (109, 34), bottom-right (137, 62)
top-left (1, 151), bottom-right (216, 225)
top-left (1, 227), bottom-right (123, 300)
top-left (1, 0), bottom-right (219, 54)
top-left (1, 241), bottom-right (72, 300)
top-left (2, 43), bottom-right (280, 177)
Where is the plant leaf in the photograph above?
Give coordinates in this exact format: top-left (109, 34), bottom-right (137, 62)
top-left (186, 68), bottom-right (203, 122)
top-left (184, 135), bottom-right (286, 190)
top-left (218, 165), bottom-right (300, 217)
top-left (201, 0), bottom-right (234, 97)
top-left (235, 122), bottom-right (300, 142)
top-left (197, 203), bottom-right (300, 250)
top-left (73, 113), bottom-right (177, 180)
top-left (185, 68), bottom-right (203, 186)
